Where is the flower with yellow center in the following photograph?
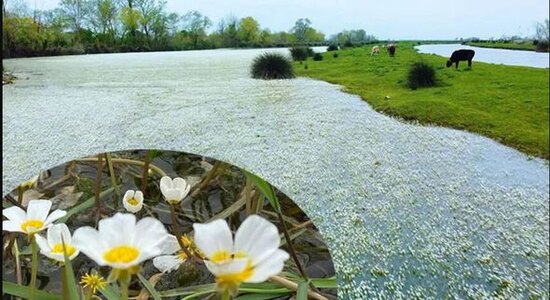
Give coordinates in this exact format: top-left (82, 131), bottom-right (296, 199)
top-left (2, 200), bottom-right (67, 235)
top-left (71, 213), bottom-right (170, 271)
top-left (35, 223), bottom-right (79, 262)
top-left (193, 215), bottom-right (289, 294)
top-left (152, 234), bottom-right (205, 273)
top-left (80, 272), bottom-right (107, 294)
top-left (160, 176), bottom-right (190, 205)
top-left (122, 190), bottom-right (144, 213)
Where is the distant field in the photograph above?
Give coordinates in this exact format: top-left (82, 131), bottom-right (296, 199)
top-left (296, 42), bottom-right (549, 158)
top-left (467, 41), bottom-right (536, 51)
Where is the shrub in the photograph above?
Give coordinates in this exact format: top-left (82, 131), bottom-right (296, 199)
top-left (327, 44), bottom-right (339, 51)
top-left (289, 46), bottom-right (314, 61)
top-left (250, 52), bottom-right (295, 80)
top-left (333, 52), bottom-right (338, 58)
top-left (535, 41), bottom-right (549, 52)
top-left (407, 61), bottom-right (437, 90)
top-left (313, 53), bottom-right (323, 61)
top-left (342, 40), bottom-right (354, 48)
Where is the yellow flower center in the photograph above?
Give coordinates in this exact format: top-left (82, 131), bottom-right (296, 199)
top-left (80, 273), bottom-right (107, 294)
top-left (51, 243), bottom-right (77, 256)
top-left (211, 250), bottom-right (232, 263)
top-left (103, 246), bottom-right (140, 264)
top-left (216, 259), bottom-right (254, 293)
top-left (127, 197), bottom-right (139, 206)
top-left (20, 219), bottom-right (44, 233)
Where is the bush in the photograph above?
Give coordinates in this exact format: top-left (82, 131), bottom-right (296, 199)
top-left (313, 53), bottom-right (323, 61)
top-left (250, 52), bottom-right (295, 80)
top-left (327, 44), bottom-right (339, 51)
top-left (407, 61), bottom-right (437, 90)
top-left (342, 40), bottom-right (354, 48)
top-left (535, 41), bottom-right (549, 52)
top-left (333, 52), bottom-right (338, 58)
top-left (289, 47), bottom-right (313, 61)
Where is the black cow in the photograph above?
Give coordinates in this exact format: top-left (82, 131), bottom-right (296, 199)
top-left (446, 49), bottom-right (475, 69)
top-left (388, 44), bottom-right (396, 57)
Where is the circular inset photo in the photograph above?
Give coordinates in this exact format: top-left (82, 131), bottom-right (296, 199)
top-left (2, 150), bottom-right (337, 300)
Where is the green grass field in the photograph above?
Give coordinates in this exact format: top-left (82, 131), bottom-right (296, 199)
top-left (295, 42), bottom-right (549, 158)
top-left (467, 41), bottom-right (536, 51)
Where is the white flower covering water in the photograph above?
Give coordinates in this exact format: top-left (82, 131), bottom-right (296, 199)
top-left (3, 48), bottom-right (549, 298)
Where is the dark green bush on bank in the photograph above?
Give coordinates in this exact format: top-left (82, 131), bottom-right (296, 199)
top-left (251, 52), bottom-right (295, 79)
top-left (407, 61), bottom-right (437, 89)
top-left (289, 47), bottom-right (313, 61)
top-left (327, 44), bottom-right (339, 51)
top-left (313, 53), bottom-right (323, 61)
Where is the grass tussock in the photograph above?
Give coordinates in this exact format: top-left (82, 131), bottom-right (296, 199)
top-left (251, 52), bottom-right (295, 80)
top-left (407, 61), bottom-right (436, 89)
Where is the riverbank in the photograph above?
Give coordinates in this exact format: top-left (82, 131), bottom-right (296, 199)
top-left (466, 41), bottom-right (549, 52)
top-left (295, 42), bottom-right (549, 158)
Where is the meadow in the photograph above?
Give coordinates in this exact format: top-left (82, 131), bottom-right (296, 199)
top-left (295, 42), bottom-right (550, 158)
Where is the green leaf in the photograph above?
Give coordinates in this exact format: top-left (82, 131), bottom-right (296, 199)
top-left (137, 273), bottom-right (161, 300)
top-left (158, 283), bottom-right (216, 297)
top-left (61, 239), bottom-right (79, 300)
top-left (57, 187), bottom-right (114, 223)
top-left (2, 281), bottom-right (62, 300)
top-left (243, 170), bottom-right (280, 211)
top-left (296, 281), bottom-right (308, 300)
top-left (99, 283), bottom-right (120, 300)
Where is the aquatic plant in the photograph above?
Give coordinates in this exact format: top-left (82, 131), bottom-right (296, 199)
top-left (3, 200), bottom-right (67, 235)
top-left (122, 190), bottom-right (144, 213)
top-left (251, 52), bottom-right (295, 79)
top-left (160, 176), bottom-right (191, 204)
top-left (80, 272), bottom-right (107, 296)
top-left (194, 215), bottom-right (290, 297)
top-left (153, 234), bottom-right (203, 273)
top-left (407, 61), bottom-right (437, 89)
top-left (35, 224), bottom-right (79, 262)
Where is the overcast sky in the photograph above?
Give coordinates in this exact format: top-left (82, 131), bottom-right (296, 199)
top-left (18, 0), bottom-right (550, 39)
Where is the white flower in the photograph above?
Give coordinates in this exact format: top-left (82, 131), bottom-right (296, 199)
top-left (2, 200), bottom-right (67, 235)
top-left (153, 234), bottom-right (204, 273)
top-left (193, 215), bottom-right (289, 292)
top-left (160, 176), bottom-right (191, 205)
top-left (35, 223), bottom-right (79, 262)
top-left (122, 190), bottom-right (144, 213)
top-left (72, 213), bottom-right (170, 270)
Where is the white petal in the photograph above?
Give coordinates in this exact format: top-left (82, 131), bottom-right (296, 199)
top-left (153, 255), bottom-right (185, 273)
top-left (234, 215), bottom-right (280, 265)
top-left (44, 209), bottom-right (67, 225)
top-left (2, 220), bottom-right (24, 233)
top-left (72, 226), bottom-right (108, 266)
top-left (98, 213), bottom-right (135, 247)
top-left (2, 206), bottom-right (27, 223)
top-left (246, 250), bottom-right (289, 283)
top-left (160, 176), bottom-right (172, 197)
top-left (204, 258), bottom-right (248, 277)
top-left (26, 200), bottom-right (52, 221)
top-left (135, 191), bottom-right (144, 202)
top-left (35, 234), bottom-right (51, 252)
top-left (159, 235), bottom-right (183, 255)
top-left (132, 217), bottom-right (169, 263)
top-left (193, 219), bottom-right (233, 259)
top-left (172, 178), bottom-right (188, 191)
top-left (164, 189), bottom-right (183, 203)
top-left (123, 190), bottom-right (135, 200)
top-left (47, 224), bottom-right (71, 247)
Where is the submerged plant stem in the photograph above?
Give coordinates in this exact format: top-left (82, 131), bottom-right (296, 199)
top-left (120, 279), bottom-right (129, 300)
top-left (105, 153), bottom-right (120, 200)
top-left (94, 154), bottom-right (104, 220)
top-left (221, 289), bottom-right (231, 300)
top-left (29, 235), bottom-right (38, 300)
top-left (141, 150), bottom-right (150, 196)
top-left (76, 157), bottom-right (167, 177)
top-left (169, 205), bottom-right (201, 264)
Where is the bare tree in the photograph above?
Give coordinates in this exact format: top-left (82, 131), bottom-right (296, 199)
top-left (535, 19), bottom-right (549, 42)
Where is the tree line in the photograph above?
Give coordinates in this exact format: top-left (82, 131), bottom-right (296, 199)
top-left (2, 0), bottom-right (347, 58)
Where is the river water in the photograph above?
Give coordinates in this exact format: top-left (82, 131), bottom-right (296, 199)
top-left (415, 43), bottom-right (550, 68)
top-left (3, 47), bottom-right (549, 299)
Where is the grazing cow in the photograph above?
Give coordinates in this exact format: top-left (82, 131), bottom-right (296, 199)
top-left (446, 49), bottom-right (475, 69)
top-left (387, 43), bottom-right (396, 57)
top-left (371, 45), bottom-right (380, 56)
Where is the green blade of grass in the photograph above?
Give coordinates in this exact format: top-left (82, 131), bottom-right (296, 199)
top-left (99, 283), bottom-right (120, 300)
top-left (235, 293), bottom-right (289, 300)
top-left (61, 238), bottom-right (79, 300)
top-left (136, 273), bottom-right (161, 300)
top-left (296, 281), bottom-right (308, 300)
top-left (243, 170), bottom-right (280, 211)
top-left (2, 281), bottom-right (62, 300)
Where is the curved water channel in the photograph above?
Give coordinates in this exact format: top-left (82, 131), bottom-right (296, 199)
top-left (3, 47), bottom-right (549, 298)
top-left (415, 43), bottom-right (550, 68)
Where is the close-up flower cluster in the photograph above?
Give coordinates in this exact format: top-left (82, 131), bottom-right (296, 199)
top-left (2, 151), bottom-right (336, 300)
